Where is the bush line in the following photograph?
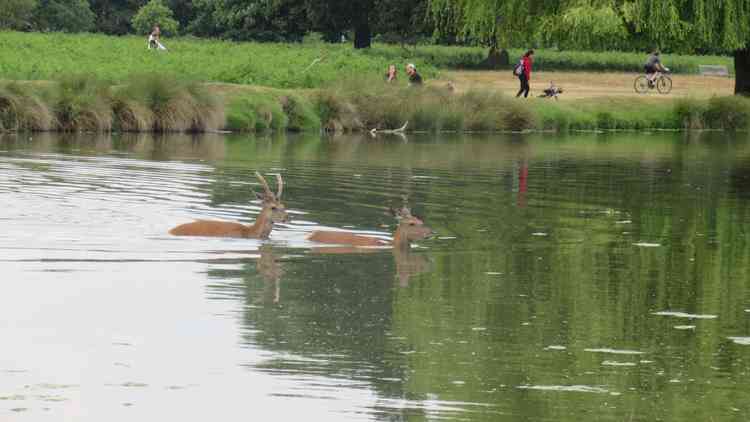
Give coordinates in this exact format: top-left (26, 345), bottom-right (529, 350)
top-left (1, 75), bottom-right (750, 134)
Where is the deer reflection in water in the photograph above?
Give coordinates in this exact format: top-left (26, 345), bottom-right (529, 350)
top-left (256, 244), bottom-right (284, 304)
top-left (307, 204), bottom-right (434, 286)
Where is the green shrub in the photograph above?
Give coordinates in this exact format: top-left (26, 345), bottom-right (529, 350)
top-left (0, 82), bottom-right (54, 131)
top-left (225, 93), bottom-right (287, 132)
top-left (34, 0), bottom-right (95, 33)
top-left (704, 96), bottom-right (750, 130)
top-left (131, 0), bottom-right (179, 36)
top-left (114, 73), bottom-right (224, 132)
top-left (0, 0), bottom-right (37, 30)
top-left (51, 74), bottom-right (113, 132)
top-left (674, 98), bottom-right (707, 129)
top-left (282, 94), bottom-right (321, 132)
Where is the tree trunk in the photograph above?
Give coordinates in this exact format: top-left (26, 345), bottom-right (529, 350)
top-left (735, 48), bottom-right (750, 95)
top-left (353, 13), bottom-right (371, 49)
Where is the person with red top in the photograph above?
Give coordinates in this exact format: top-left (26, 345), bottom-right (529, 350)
top-left (516, 50), bottom-right (534, 98)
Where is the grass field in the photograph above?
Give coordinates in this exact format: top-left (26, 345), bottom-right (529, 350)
top-left (0, 31), bottom-right (736, 89)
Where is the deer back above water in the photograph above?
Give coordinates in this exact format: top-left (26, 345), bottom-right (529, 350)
top-left (307, 205), bottom-right (432, 249)
top-left (169, 172), bottom-right (288, 239)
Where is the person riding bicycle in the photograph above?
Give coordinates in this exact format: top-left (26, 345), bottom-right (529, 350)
top-left (644, 50), bottom-right (669, 86)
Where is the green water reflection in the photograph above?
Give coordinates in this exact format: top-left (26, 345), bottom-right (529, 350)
top-left (3, 131), bottom-right (750, 421)
top-left (198, 131), bottom-right (750, 421)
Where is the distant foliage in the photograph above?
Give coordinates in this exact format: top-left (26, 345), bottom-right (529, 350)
top-left (131, 0), bottom-right (179, 36)
top-left (0, 0), bottom-right (37, 30)
top-left (34, 0), bottom-right (95, 32)
top-left (538, 5), bottom-right (630, 51)
top-left (89, 0), bottom-right (143, 35)
top-left (190, 0), bottom-right (310, 42)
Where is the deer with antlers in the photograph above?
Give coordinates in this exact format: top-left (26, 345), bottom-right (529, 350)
top-left (169, 172), bottom-right (288, 239)
top-left (307, 200), bottom-right (433, 251)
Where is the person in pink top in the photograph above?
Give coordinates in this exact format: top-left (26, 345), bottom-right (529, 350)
top-left (516, 50), bottom-right (534, 98)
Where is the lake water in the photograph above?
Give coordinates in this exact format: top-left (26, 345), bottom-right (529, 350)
top-left (1, 131), bottom-right (749, 422)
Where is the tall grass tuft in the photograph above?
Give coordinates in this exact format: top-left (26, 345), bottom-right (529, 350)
top-left (281, 94), bottom-right (321, 132)
top-left (703, 96), bottom-right (750, 130)
top-left (114, 74), bottom-right (224, 132)
top-left (225, 92), bottom-right (288, 132)
top-left (320, 81), bottom-right (537, 133)
top-left (51, 74), bottom-right (113, 132)
top-left (0, 83), bottom-right (55, 131)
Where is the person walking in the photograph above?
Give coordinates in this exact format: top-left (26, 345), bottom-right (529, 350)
top-left (516, 50), bottom-right (534, 98)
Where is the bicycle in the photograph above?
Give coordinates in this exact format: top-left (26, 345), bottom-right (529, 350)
top-left (634, 69), bottom-right (672, 94)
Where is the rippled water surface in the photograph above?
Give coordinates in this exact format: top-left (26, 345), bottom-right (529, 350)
top-left (1, 132), bottom-right (749, 421)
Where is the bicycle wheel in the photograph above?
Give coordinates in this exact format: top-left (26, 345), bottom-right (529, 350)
top-left (634, 76), bottom-right (650, 94)
top-left (657, 75), bottom-right (672, 94)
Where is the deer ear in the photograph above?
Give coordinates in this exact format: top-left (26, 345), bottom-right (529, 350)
top-left (255, 191), bottom-right (266, 201)
top-left (389, 207), bottom-right (401, 218)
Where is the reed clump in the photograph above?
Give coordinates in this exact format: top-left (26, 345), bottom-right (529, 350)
top-left (49, 74), bottom-right (113, 132)
top-left (318, 80), bottom-right (538, 133)
top-left (224, 92), bottom-right (288, 132)
top-left (114, 74), bottom-right (225, 132)
top-left (0, 83), bottom-right (55, 132)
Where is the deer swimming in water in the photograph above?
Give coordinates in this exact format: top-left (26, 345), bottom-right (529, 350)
top-left (169, 172), bottom-right (288, 239)
top-left (307, 203), bottom-right (433, 250)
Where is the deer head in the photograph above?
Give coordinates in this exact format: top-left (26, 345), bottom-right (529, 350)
top-left (390, 203), bottom-right (433, 247)
top-left (254, 172), bottom-right (289, 224)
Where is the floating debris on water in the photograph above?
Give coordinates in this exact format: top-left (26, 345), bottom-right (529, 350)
top-left (674, 325), bottom-right (696, 330)
top-left (517, 385), bottom-right (609, 394)
top-left (35, 384), bottom-right (77, 390)
top-left (532, 232), bottom-right (548, 237)
top-left (545, 345), bottom-right (567, 351)
top-left (602, 361), bottom-right (637, 367)
top-left (653, 311), bottom-right (717, 320)
top-left (584, 348), bottom-right (644, 355)
top-left (633, 242), bottom-right (661, 247)
top-left (728, 337), bottom-right (750, 345)
top-left (116, 382), bottom-right (148, 388)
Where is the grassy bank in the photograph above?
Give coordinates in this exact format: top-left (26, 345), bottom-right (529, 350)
top-left (1, 74), bottom-right (749, 134)
top-left (0, 32), bottom-right (733, 91)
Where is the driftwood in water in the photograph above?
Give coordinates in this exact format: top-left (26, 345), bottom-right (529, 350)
top-left (370, 121), bottom-right (408, 137)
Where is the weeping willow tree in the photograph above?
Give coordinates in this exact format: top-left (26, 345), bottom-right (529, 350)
top-left (428, 0), bottom-right (541, 66)
top-left (630, 0), bottom-right (750, 94)
top-left (430, 0), bottom-right (750, 94)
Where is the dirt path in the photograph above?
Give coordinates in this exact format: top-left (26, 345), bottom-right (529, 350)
top-left (445, 71), bottom-right (734, 100)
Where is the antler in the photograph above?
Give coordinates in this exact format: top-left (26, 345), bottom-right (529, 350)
top-left (276, 173), bottom-right (283, 199)
top-left (255, 171), bottom-right (274, 199)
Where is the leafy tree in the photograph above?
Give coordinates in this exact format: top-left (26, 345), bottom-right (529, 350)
top-left (537, 4), bottom-right (630, 51)
top-left (34, 0), bottom-right (95, 32)
top-left (628, 0), bottom-right (750, 94)
top-left (0, 0), bottom-right (37, 30)
top-left (373, 0), bottom-right (431, 46)
top-left (131, 0), bottom-right (179, 35)
top-left (189, 0), bottom-right (310, 42)
top-left (89, 0), bottom-right (143, 35)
